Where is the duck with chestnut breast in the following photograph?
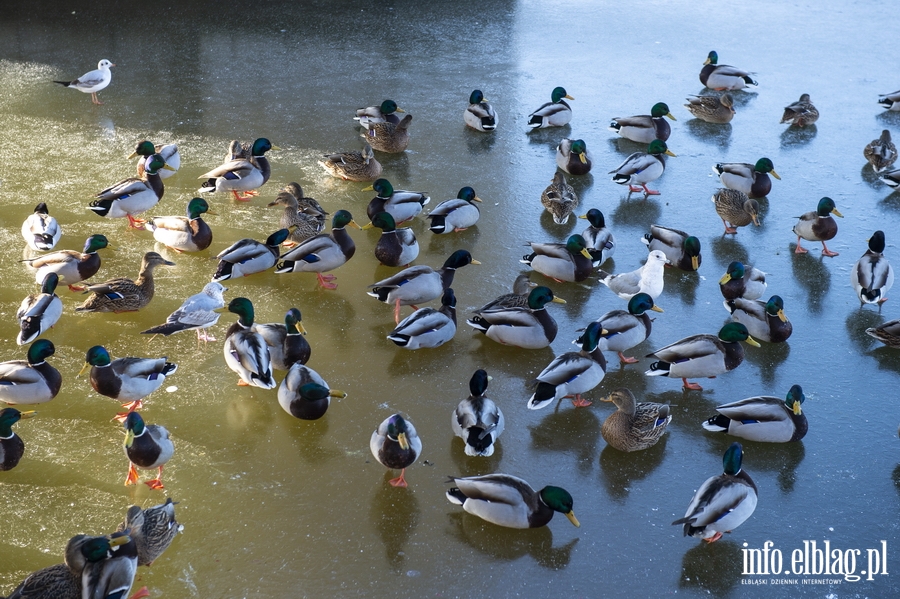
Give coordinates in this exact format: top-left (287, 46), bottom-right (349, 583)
top-left (354, 99), bottom-right (405, 126)
top-left (713, 188), bottom-right (760, 235)
top-left (792, 197), bottom-right (842, 257)
top-left (452, 369), bottom-right (504, 457)
top-left (129, 139), bottom-right (180, 179)
top-left (527, 86), bottom-right (574, 129)
top-left (0, 407), bottom-right (35, 470)
top-left (387, 288), bottom-right (457, 350)
top-left (122, 411), bottom-right (173, 490)
top-left (587, 292), bottom-right (663, 364)
top-left (464, 89), bottom-right (497, 131)
top-left (117, 498), bottom-right (183, 567)
top-left (81, 345), bottom-right (177, 416)
top-left (522, 235), bottom-right (593, 283)
top-left (699, 51), bottom-right (757, 90)
top-left (685, 93), bottom-right (735, 124)
top-left (141, 281), bottom-right (226, 343)
top-left (466, 286), bottom-right (566, 350)
top-left (713, 158), bottom-right (780, 198)
top-left (598, 250), bottom-right (668, 301)
top-left (222, 297), bottom-right (275, 389)
top-left (610, 139), bottom-right (676, 198)
top-left (274, 211), bottom-right (361, 289)
top-left (24, 234), bottom-right (109, 292)
top-left (473, 274), bottom-right (536, 313)
top-left (277, 364), bottom-right (346, 421)
top-left (21, 202), bottom-right (61, 251)
top-left (198, 138), bottom-right (279, 200)
top-left (851, 230), bottom-right (893, 305)
top-left (446, 474), bottom-right (579, 529)
top-left (361, 113), bottom-right (413, 153)
top-left (91, 153), bottom-right (175, 229)
top-left (267, 191), bottom-right (326, 248)
top-left (724, 295), bottom-right (792, 343)
top-left (645, 322), bottom-right (760, 391)
top-left (719, 261), bottom-right (767, 301)
top-left (16, 273), bottom-right (63, 346)
top-left (371, 413), bottom-right (421, 488)
top-left (642, 225), bottom-right (701, 271)
top-left (600, 388), bottom-right (671, 452)
top-left (556, 138), bottom-right (592, 175)
top-left (318, 142), bottom-right (382, 182)
top-left (609, 102), bottom-right (676, 144)
top-left (579, 209), bottom-right (615, 265)
top-left (780, 94), bottom-right (819, 127)
top-left (364, 211), bottom-right (419, 267)
top-left (427, 186), bottom-right (481, 233)
top-left (75, 252), bottom-right (175, 313)
top-left (253, 308), bottom-right (311, 370)
top-left (145, 197), bottom-right (213, 253)
top-left (528, 321), bottom-right (607, 409)
top-left (864, 130), bottom-right (897, 173)
top-left (0, 339), bottom-right (62, 406)
top-left (364, 178), bottom-right (430, 225)
top-left (368, 249), bottom-right (479, 324)
top-left (672, 442), bottom-right (758, 543)
top-left (703, 384), bottom-right (807, 443)
top-left (212, 228), bottom-right (290, 281)
top-left (541, 172), bottom-right (578, 224)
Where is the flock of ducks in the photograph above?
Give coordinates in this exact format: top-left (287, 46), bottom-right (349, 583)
top-left (8, 47), bottom-right (900, 595)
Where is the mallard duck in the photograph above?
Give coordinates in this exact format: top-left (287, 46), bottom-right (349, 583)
top-left (793, 196), bottom-right (842, 256)
top-left (368, 249), bottom-right (479, 323)
top-left (283, 182), bottom-right (328, 216)
top-left (528, 322), bottom-right (607, 409)
top-left (609, 102), bottom-right (676, 144)
top-left (698, 51), bottom-right (757, 90)
top-left (464, 89), bottom-right (497, 131)
top-left (364, 211), bottom-right (419, 267)
top-left (91, 154), bottom-right (174, 229)
top-left (117, 498), bottom-right (183, 566)
top-left (253, 308), bottom-right (311, 370)
top-left (527, 86), bottom-right (574, 129)
top-left (445, 474), bottom-right (579, 529)
top-left (82, 345), bottom-right (176, 417)
top-left (600, 388), bottom-right (671, 452)
top-left (364, 178), bottom-right (430, 225)
top-left (866, 319), bottom-right (900, 347)
top-left (642, 224), bottom-right (701, 271)
top-left (685, 93), bottom-right (735, 123)
top-left (452, 369), bottom-right (504, 457)
top-left (878, 90), bottom-right (900, 111)
top-left (579, 209), bottom-right (615, 265)
top-left (0, 339), bottom-right (62, 406)
top-left (703, 384), bottom-right (807, 442)
top-left (851, 230), bottom-right (893, 304)
top-left (24, 233), bottom-right (109, 291)
top-left (522, 235), bottom-right (593, 283)
top-left (123, 411), bottom-right (173, 490)
top-left (0, 407), bottom-right (35, 470)
top-left (466, 286), bottom-right (566, 349)
top-left (672, 442), bottom-right (758, 542)
top-left (145, 197), bottom-right (213, 253)
top-left (129, 139), bottom-right (180, 179)
top-left (780, 93), bottom-right (819, 127)
top-left (556, 138), bottom-right (592, 175)
top-left (277, 364), bottom-right (346, 420)
top-left (388, 288), bottom-right (457, 349)
top-left (267, 191), bottom-right (326, 248)
top-left (610, 139), bottom-right (676, 197)
top-left (587, 292), bottom-right (663, 364)
top-left (318, 143), bottom-right (382, 182)
top-left (864, 130), bottom-right (897, 172)
top-left (472, 274), bottom-right (536, 314)
top-left (361, 114), bottom-right (413, 153)
top-left (719, 261), bottom-right (767, 301)
top-left (53, 58), bottom-right (114, 104)
top-left (222, 297), bottom-right (275, 389)
top-left (598, 250), bottom-right (668, 301)
top-left (75, 251), bottom-right (175, 313)
top-left (274, 211), bottom-right (361, 289)
top-left (541, 172), bottom-right (578, 224)
top-left (713, 158), bottom-right (780, 198)
top-left (354, 99), bottom-right (405, 125)
top-left (645, 322), bottom-right (760, 390)
top-left (16, 273), bottom-right (63, 345)
top-left (81, 531), bottom-right (140, 599)
top-left (880, 167), bottom-right (900, 188)
top-left (141, 282), bottom-right (227, 342)
top-left (212, 228), bottom-right (290, 281)
top-left (427, 187), bottom-right (481, 233)
top-left (713, 188), bottom-right (760, 234)
top-left (198, 138), bottom-right (279, 200)
top-left (21, 202), bottom-right (61, 251)
top-left (370, 413), bottom-right (421, 487)
top-left (725, 295), bottom-right (792, 343)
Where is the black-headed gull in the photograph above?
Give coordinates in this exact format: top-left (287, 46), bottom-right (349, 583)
top-left (54, 59), bottom-right (114, 105)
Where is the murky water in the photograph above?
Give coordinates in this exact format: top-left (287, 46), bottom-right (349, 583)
top-left (1, 1), bottom-right (899, 597)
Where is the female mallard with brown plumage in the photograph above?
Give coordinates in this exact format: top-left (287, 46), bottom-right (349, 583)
top-left (600, 388), bottom-right (671, 452)
top-left (318, 143), bottom-right (382, 181)
top-left (780, 94), bottom-right (818, 127)
top-left (685, 93), bottom-right (735, 123)
top-left (267, 190), bottom-right (326, 248)
top-left (117, 498), bottom-right (183, 566)
top-left (541, 172), bottom-right (578, 224)
top-left (864, 130), bottom-right (897, 173)
top-left (75, 252), bottom-right (175, 313)
top-left (361, 114), bottom-right (413, 153)
top-left (712, 188), bottom-right (760, 235)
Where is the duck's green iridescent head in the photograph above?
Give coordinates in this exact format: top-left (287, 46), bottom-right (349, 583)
top-left (468, 90), bottom-right (486, 105)
top-left (764, 295), bottom-right (788, 322)
top-left (705, 50), bottom-right (719, 65)
top-left (570, 139), bottom-right (588, 162)
top-left (366, 211), bottom-right (397, 232)
top-left (580, 208), bottom-right (606, 228)
top-left (332, 209), bottom-right (360, 230)
top-left (144, 153), bottom-right (172, 176)
top-left (386, 414), bottom-right (411, 449)
top-left (578, 321), bottom-right (606, 352)
top-left (717, 322), bottom-right (760, 346)
top-left (816, 197), bottom-right (843, 218)
top-left (39, 272), bottom-right (60, 295)
top-left (285, 308), bottom-right (306, 335)
top-left (186, 197), bottom-right (210, 220)
top-left (83, 234), bottom-right (109, 254)
top-left (27, 339), bottom-right (56, 365)
top-left (550, 87), bottom-right (573, 103)
top-left (123, 411), bottom-right (146, 448)
top-left (628, 292), bottom-right (663, 315)
top-left (84, 345), bottom-right (111, 367)
top-left (369, 178), bottom-right (394, 198)
top-left (250, 138), bottom-right (276, 156)
top-left (469, 369), bottom-right (490, 397)
top-left (457, 186), bottom-right (481, 203)
top-left (442, 249), bottom-right (480, 270)
top-left (720, 261), bottom-right (745, 285)
top-left (266, 228), bottom-right (291, 246)
top-left (0, 407), bottom-right (35, 436)
top-left (129, 140), bottom-right (156, 158)
top-left (565, 235), bottom-right (593, 260)
top-left (81, 535), bottom-right (129, 563)
top-left (647, 139), bottom-right (676, 157)
top-left (298, 383), bottom-right (331, 402)
top-left (754, 158), bottom-right (780, 179)
top-left (527, 286), bottom-right (566, 310)
top-left (539, 486), bottom-right (580, 527)
top-left (722, 442), bottom-right (744, 475)
top-left (651, 102), bottom-right (676, 120)
top-left (868, 230), bottom-right (886, 253)
top-left (380, 100), bottom-right (402, 115)
top-left (785, 384), bottom-right (805, 415)
top-left (683, 236), bottom-right (702, 270)
top-left (227, 297), bottom-right (255, 327)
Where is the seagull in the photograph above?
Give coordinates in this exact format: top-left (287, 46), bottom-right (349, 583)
top-left (140, 282), bottom-right (227, 343)
top-left (54, 59), bottom-right (115, 105)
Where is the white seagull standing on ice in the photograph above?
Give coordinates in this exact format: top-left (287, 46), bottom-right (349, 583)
top-left (54, 59), bottom-right (115, 105)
